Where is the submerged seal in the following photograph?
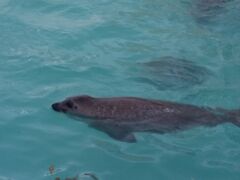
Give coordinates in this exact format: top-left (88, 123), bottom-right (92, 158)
top-left (52, 95), bottom-right (240, 143)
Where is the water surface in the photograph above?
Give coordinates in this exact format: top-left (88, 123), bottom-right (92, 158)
top-left (0, 0), bottom-right (240, 179)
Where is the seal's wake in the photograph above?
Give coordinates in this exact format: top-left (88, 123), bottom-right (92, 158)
top-left (52, 95), bottom-right (240, 143)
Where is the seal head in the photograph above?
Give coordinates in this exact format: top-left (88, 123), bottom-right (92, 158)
top-left (51, 95), bottom-right (95, 117)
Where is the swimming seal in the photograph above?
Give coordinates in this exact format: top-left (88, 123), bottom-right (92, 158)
top-left (52, 95), bottom-right (240, 143)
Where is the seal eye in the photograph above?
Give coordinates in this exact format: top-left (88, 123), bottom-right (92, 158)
top-left (66, 101), bottom-right (73, 109)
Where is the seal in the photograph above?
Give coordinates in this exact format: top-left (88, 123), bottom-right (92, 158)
top-left (52, 95), bottom-right (240, 143)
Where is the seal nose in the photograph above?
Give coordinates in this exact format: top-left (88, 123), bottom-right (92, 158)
top-left (52, 103), bottom-right (60, 111)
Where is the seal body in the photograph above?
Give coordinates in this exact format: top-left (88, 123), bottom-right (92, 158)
top-left (52, 95), bottom-right (239, 143)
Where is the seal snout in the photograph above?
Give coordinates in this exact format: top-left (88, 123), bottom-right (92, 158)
top-left (52, 103), bottom-right (60, 112)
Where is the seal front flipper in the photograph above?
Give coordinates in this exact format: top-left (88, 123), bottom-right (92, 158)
top-left (89, 122), bottom-right (137, 143)
top-left (107, 131), bottom-right (136, 143)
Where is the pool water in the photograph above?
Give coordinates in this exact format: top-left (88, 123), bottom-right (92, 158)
top-left (0, 0), bottom-right (240, 179)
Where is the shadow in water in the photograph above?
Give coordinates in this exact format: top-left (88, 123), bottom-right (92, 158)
top-left (191, 0), bottom-right (233, 23)
top-left (130, 56), bottom-right (212, 90)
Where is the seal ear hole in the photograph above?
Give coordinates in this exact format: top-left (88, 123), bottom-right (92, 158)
top-left (66, 101), bottom-right (73, 109)
top-left (74, 105), bottom-right (78, 109)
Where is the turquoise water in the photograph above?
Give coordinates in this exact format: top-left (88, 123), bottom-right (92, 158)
top-left (0, 0), bottom-right (240, 179)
